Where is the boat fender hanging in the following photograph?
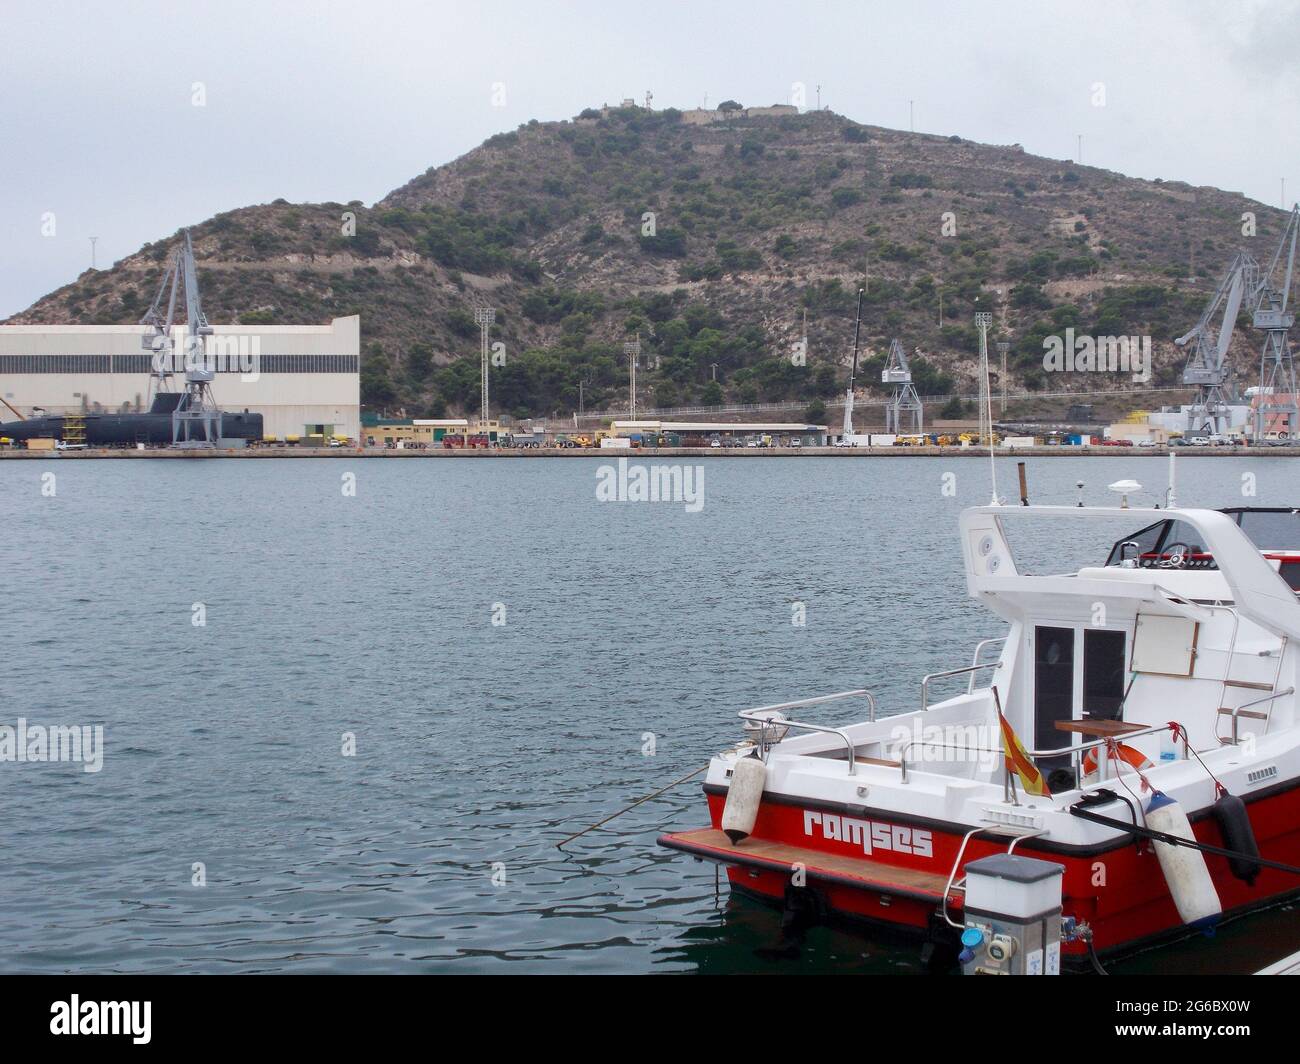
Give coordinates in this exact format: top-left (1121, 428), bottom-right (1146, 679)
top-left (722, 756), bottom-right (767, 845)
top-left (1212, 792), bottom-right (1260, 885)
top-left (1145, 791), bottom-right (1221, 930)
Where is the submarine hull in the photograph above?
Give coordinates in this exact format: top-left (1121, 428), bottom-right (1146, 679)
top-left (0, 411), bottom-right (263, 446)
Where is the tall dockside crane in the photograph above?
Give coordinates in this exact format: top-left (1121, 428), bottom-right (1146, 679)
top-left (1175, 251), bottom-right (1256, 435)
top-left (1252, 205), bottom-right (1300, 442)
top-left (841, 288), bottom-right (864, 437)
top-left (882, 338), bottom-right (923, 434)
top-left (1175, 205), bottom-right (1300, 440)
top-left (138, 230), bottom-right (221, 445)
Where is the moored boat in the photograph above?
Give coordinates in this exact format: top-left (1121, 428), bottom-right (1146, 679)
top-left (661, 502), bottom-right (1300, 964)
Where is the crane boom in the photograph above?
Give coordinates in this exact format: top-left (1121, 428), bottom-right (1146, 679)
top-left (1252, 205), bottom-right (1300, 442)
top-left (136, 229), bottom-right (223, 445)
top-left (842, 288), bottom-right (864, 437)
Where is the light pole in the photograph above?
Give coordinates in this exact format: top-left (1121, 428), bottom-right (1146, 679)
top-left (474, 306), bottom-right (495, 434)
top-left (624, 339), bottom-right (641, 419)
top-left (997, 342), bottom-right (1010, 415)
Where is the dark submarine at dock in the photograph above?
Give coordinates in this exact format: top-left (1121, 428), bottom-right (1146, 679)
top-left (0, 393), bottom-right (263, 447)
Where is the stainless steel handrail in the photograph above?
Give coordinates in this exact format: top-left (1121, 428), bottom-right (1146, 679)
top-left (1227, 687), bottom-right (1293, 744)
top-left (968, 638), bottom-right (1007, 694)
top-left (922, 662), bottom-right (1001, 712)
top-left (739, 688), bottom-right (877, 721)
top-left (736, 689), bottom-right (878, 777)
top-left (899, 719), bottom-right (1192, 796)
top-left (739, 712), bottom-right (858, 775)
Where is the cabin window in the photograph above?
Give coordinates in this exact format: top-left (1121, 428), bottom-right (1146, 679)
top-left (1034, 626), bottom-right (1075, 769)
top-left (1083, 629), bottom-right (1127, 721)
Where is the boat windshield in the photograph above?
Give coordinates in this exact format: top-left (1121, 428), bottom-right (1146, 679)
top-left (1225, 508), bottom-right (1300, 551)
top-left (1105, 508), bottom-right (1300, 570)
top-left (1105, 518), bottom-right (1217, 569)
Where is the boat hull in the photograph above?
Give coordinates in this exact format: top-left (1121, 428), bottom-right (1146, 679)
top-left (660, 779), bottom-right (1300, 957)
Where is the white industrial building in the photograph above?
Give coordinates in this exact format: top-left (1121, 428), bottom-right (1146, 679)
top-left (0, 316), bottom-right (360, 441)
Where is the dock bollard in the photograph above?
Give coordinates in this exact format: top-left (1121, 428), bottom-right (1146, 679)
top-left (959, 854), bottom-right (1065, 975)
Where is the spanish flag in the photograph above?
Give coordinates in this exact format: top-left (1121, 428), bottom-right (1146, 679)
top-left (998, 707), bottom-right (1051, 797)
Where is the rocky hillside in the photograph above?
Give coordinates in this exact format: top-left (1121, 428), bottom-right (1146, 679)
top-left (8, 104), bottom-right (1289, 421)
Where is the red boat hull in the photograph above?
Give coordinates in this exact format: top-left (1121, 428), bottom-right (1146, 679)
top-left (685, 780), bottom-right (1300, 956)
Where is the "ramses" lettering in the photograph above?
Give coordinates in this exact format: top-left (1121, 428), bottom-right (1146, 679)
top-left (803, 810), bottom-right (933, 859)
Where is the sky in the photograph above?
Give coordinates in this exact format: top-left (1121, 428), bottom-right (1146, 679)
top-left (1, 0), bottom-right (1297, 319)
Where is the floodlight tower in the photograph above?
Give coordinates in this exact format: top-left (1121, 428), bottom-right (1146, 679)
top-left (474, 305), bottom-right (496, 429)
top-left (975, 313), bottom-right (994, 446)
top-left (882, 339), bottom-right (922, 434)
top-left (997, 341), bottom-right (1010, 414)
top-left (624, 339), bottom-right (641, 419)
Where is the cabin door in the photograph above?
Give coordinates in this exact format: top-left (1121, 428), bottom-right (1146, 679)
top-left (1083, 629), bottom-right (1127, 722)
top-left (1033, 626), bottom-right (1075, 773)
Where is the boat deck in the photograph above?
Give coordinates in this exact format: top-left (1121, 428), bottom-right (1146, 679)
top-left (658, 827), bottom-right (955, 903)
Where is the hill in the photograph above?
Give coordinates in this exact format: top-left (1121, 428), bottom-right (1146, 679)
top-left (7, 104), bottom-right (1290, 422)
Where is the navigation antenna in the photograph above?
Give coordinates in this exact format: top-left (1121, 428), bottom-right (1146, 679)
top-left (842, 288), bottom-right (864, 437)
top-left (976, 312), bottom-right (998, 504)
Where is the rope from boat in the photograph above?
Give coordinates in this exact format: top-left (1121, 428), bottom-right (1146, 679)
top-left (1167, 722), bottom-right (1226, 798)
top-left (1069, 796), bottom-right (1300, 877)
top-left (555, 765), bottom-right (707, 848)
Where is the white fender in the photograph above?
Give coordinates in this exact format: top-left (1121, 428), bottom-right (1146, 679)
top-left (1145, 791), bottom-right (1221, 928)
top-left (721, 756), bottom-right (766, 844)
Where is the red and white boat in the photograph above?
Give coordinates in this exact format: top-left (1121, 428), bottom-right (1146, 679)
top-left (661, 502), bottom-right (1300, 964)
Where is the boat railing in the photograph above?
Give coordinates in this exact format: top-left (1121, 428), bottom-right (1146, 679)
top-left (1226, 687), bottom-right (1294, 744)
top-left (967, 638), bottom-right (1006, 694)
top-left (921, 662), bottom-right (1002, 713)
top-left (737, 689), bottom-right (878, 776)
top-left (898, 719), bottom-right (1193, 804)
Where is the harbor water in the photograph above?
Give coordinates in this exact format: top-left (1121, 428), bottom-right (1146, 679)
top-left (2, 455), bottom-right (1298, 973)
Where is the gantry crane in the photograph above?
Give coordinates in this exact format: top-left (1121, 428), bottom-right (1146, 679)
top-left (139, 230), bottom-right (221, 445)
top-left (1175, 251), bottom-right (1256, 435)
top-left (1175, 205), bottom-right (1300, 440)
top-left (1252, 204), bottom-right (1299, 442)
top-left (882, 338), bottom-right (923, 434)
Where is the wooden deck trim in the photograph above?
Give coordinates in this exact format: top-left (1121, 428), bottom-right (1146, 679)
top-left (658, 827), bottom-right (955, 903)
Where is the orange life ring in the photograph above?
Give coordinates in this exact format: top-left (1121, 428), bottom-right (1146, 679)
top-left (1083, 743), bottom-right (1153, 776)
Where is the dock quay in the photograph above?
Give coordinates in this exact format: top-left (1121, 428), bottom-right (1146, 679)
top-left (3, 446), bottom-right (1299, 459)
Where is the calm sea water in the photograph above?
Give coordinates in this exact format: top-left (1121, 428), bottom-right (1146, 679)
top-left (1, 454), bottom-right (1298, 974)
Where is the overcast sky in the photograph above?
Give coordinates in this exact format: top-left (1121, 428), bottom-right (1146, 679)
top-left (1, 0), bottom-right (1296, 318)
